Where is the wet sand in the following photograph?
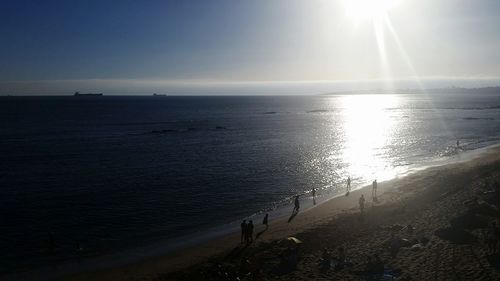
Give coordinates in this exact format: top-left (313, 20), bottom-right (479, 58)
top-left (60, 144), bottom-right (500, 281)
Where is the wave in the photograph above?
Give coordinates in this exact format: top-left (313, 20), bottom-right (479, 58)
top-left (307, 109), bottom-right (333, 113)
top-left (145, 126), bottom-right (230, 135)
top-left (108, 121), bottom-right (177, 126)
top-left (386, 106), bottom-right (500, 111)
top-left (441, 105), bottom-right (500, 110)
top-left (462, 117), bottom-right (495, 121)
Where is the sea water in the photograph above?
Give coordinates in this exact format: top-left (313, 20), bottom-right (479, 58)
top-left (1, 92), bottom-right (500, 276)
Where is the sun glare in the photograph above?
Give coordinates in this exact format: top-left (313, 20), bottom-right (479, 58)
top-left (343, 0), bottom-right (398, 22)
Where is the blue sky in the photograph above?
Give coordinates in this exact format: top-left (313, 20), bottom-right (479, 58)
top-left (2, 0), bottom-right (500, 94)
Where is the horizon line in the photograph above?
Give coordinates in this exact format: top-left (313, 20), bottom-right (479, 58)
top-left (2, 77), bottom-right (500, 95)
top-left (2, 86), bottom-right (500, 97)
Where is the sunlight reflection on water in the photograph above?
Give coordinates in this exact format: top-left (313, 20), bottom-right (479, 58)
top-left (340, 94), bottom-right (401, 184)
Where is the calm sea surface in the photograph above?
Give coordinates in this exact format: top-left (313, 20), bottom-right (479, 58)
top-left (1, 93), bottom-right (500, 275)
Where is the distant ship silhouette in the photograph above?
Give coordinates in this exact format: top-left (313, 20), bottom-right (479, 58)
top-left (74, 91), bottom-right (103, 96)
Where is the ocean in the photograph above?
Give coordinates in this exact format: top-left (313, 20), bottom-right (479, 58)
top-left (1, 92), bottom-right (500, 277)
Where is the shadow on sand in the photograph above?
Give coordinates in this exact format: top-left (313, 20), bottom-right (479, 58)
top-left (225, 243), bottom-right (250, 260)
top-left (288, 209), bottom-right (299, 223)
top-left (255, 226), bottom-right (268, 240)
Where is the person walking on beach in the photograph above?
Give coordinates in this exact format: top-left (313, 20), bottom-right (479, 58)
top-left (246, 220), bottom-right (254, 243)
top-left (262, 213), bottom-right (269, 229)
top-left (312, 188), bottom-right (316, 205)
top-left (372, 180), bottom-right (378, 202)
top-left (241, 220), bottom-right (247, 243)
top-left (346, 177), bottom-right (351, 195)
top-left (359, 194), bottom-right (365, 214)
top-left (293, 195), bottom-right (300, 213)
top-left (487, 221), bottom-right (499, 254)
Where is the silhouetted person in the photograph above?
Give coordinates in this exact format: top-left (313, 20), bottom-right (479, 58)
top-left (487, 221), bottom-right (498, 254)
top-left (359, 194), bottom-right (365, 214)
top-left (281, 245), bottom-right (298, 270)
top-left (241, 220), bottom-right (247, 243)
top-left (335, 246), bottom-right (347, 271)
top-left (364, 255), bottom-right (374, 273)
top-left (312, 187), bottom-right (316, 205)
top-left (389, 233), bottom-right (401, 257)
top-left (262, 213), bottom-right (269, 228)
top-left (347, 177), bottom-right (351, 193)
top-left (320, 248), bottom-right (332, 270)
top-left (373, 254), bottom-right (384, 275)
top-left (246, 220), bottom-right (254, 243)
top-left (457, 139), bottom-right (460, 147)
top-left (338, 247), bottom-right (346, 263)
top-left (406, 224), bottom-right (414, 235)
top-left (293, 195), bottom-right (300, 213)
top-left (372, 180), bottom-right (378, 201)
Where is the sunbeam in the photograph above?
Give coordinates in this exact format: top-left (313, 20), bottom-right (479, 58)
top-left (382, 15), bottom-right (456, 148)
top-left (373, 15), bottom-right (394, 90)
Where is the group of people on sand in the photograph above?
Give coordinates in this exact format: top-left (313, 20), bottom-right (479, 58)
top-left (320, 246), bottom-right (350, 271)
top-left (363, 254), bottom-right (385, 277)
top-left (240, 176), bottom-right (381, 244)
top-left (318, 242), bottom-right (395, 277)
top-left (295, 176), bottom-right (379, 218)
top-left (299, 177), bottom-right (354, 211)
top-left (240, 220), bottom-right (254, 243)
top-left (241, 213), bottom-right (269, 244)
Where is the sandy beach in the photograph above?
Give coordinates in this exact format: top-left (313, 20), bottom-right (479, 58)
top-left (59, 144), bottom-right (500, 281)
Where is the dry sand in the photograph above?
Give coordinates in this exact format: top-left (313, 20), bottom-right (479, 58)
top-left (61, 145), bottom-right (500, 281)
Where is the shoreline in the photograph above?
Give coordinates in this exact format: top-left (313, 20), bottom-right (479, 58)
top-left (50, 142), bottom-right (500, 281)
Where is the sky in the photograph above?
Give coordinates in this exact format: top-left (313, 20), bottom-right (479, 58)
top-left (1, 0), bottom-right (500, 95)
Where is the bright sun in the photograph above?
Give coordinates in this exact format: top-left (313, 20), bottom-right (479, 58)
top-left (343, 0), bottom-right (398, 22)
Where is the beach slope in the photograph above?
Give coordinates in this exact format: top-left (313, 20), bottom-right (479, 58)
top-left (63, 145), bottom-right (500, 281)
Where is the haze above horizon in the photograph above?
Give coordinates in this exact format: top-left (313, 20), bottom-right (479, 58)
top-left (2, 0), bottom-right (500, 95)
